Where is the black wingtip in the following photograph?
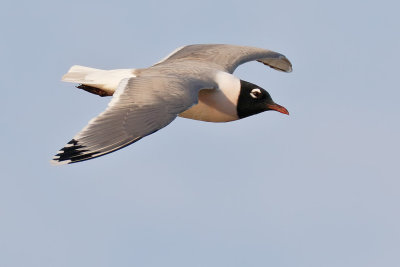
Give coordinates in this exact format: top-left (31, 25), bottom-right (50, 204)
top-left (51, 139), bottom-right (99, 165)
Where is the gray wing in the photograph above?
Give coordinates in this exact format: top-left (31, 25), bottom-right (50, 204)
top-left (154, 44), bottom-right (292, 73)
top-left (51, 75), bottom-right (209, 164)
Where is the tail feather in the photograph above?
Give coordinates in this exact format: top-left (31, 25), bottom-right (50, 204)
top-left (61, 65), bottom-right (137, 95)
top-left (62, 65), bottom-right (102, 83)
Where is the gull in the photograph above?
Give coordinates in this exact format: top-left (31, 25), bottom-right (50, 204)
top-left (51, 44), bottom-right (292, 165)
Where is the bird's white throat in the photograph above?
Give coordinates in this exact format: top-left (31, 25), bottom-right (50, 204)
top-left (214, 72), bottom-right (241, 103)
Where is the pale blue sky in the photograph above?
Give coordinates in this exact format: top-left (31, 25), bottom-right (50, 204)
top-left (1, 0), bottom-right (399, 266)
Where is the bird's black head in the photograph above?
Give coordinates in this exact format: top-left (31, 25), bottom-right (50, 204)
top-left (236, 80), bottom-right (289, 119)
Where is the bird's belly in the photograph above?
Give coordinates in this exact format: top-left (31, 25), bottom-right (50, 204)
top-left (178, 89), bottom-right (239, 122)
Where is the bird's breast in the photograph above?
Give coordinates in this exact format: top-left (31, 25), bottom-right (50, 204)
top-left (178, 88), bottom-right (239, 122)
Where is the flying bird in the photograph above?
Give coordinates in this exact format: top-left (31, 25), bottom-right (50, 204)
top-left (51, 44), bottom-right (292, 165)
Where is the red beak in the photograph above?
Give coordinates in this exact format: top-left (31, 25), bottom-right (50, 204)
top-left (267, 103), bottom-right (289, 115)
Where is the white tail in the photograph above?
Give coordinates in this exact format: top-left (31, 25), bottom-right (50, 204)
top-left (62, 65), bottom-right (137, 95)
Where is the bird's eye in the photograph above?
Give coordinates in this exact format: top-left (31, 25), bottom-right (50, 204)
top-left (250, 88), bottom-right (262, 99)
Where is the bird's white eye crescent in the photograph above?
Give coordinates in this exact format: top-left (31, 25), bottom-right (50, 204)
top-left (250, 88), bottom-right (262, 99)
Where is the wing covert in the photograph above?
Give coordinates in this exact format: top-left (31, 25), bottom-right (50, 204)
top-left (51, 75), bottom-right (210, 164)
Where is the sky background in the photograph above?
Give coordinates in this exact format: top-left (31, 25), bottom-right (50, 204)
top-left (1, 0), bottom-right (399, 266)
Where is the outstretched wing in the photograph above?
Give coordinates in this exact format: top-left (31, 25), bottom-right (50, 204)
top-left (51, 75), bottom-right (209, 165)
top-left (154, 44), bottom-right (292, 73)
